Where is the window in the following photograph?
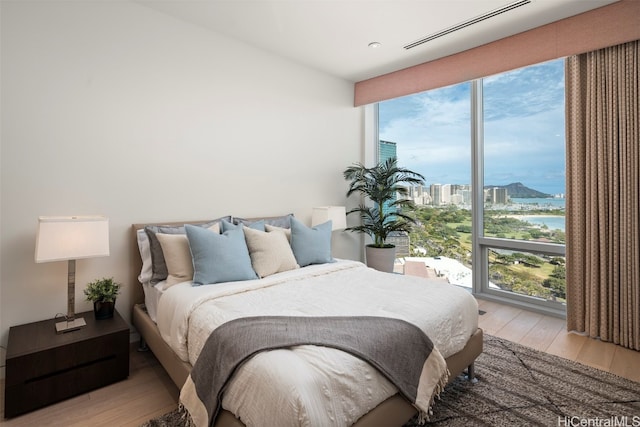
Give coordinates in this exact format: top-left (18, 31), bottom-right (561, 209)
top-left (379, 82), bottom-right (472, 284)
top-left (478, 59), bottom-right (565, 311)
top-left (377, 59), bottom-right (566, 314)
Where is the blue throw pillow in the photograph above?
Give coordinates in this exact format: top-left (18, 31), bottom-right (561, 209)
top-left (290, 217), bottom-right (334, 267)
top-left (185, 224), bottom-right (258, 285)
top-left (144, 216), bottom-right (231, 284)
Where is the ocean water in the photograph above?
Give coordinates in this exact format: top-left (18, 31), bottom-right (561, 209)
top-left (520, 215), bottom-right (565, 232)
top-left (510, 198), bottom-right (565, 231)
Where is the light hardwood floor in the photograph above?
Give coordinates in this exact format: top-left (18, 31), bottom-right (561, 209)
top-left (0, 343), bottom-right (180, 427)
top-left (1, 299), bottom-right (639, 426)
top-left (476, 298), bottom-right (640, 383)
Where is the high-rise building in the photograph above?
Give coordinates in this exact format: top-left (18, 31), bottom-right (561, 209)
top-left (461, 189), bottom-right (472, 205)
top-left (377, 141), bottom-right (415, 255)
top-left (379, 140), bottom-right (397, 163)
top-left (378, 140), bottom-right (398, 221)
top-left (441, 184), bottom-right (452, 204)
top-left (450, 194), bottom-right (464, 205)
top-left (430, 184), bottom-right (442, 206)
top-left (489, 187), bottom-right (508, 204)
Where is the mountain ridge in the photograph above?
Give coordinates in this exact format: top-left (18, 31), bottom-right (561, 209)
top-left (484, 182), bottom-right (552, 198)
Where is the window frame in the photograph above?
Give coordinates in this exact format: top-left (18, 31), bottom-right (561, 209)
top-left (471, 78), bottom-right (566, 317)
top-left (374, 73), bottom-right (567, 318)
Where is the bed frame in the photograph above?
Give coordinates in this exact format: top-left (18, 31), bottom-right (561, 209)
top-left (130, 222), bottom-right (483, 427)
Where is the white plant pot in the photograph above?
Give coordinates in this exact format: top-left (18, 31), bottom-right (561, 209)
top-left (365, 245), bottom-right (396, 273)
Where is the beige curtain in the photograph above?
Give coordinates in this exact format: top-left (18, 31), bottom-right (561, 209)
top-left (565, 40), bottom-right (640, 351)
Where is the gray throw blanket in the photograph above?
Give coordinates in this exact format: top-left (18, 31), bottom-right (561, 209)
top-left (179, 316), bottom-right (449, 426)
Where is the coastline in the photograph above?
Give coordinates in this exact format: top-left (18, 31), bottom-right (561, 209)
top-left (505, 214), bottom-right (563, 219)
top-left (504, 213), bottom-right (565, 232)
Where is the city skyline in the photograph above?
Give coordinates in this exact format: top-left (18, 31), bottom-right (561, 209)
top-left (379, 58), bottom-right (566, 195)
top-left (401, 182), bottom-right (564, 209)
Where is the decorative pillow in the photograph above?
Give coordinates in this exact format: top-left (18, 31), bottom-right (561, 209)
top-left (234, 214), bottom-right (293, 229)
top-left (156, 233), bottom-right (193, 289)
top-left (290, 217), bottom-right (334, 267)
top-left (136, 228), bottom-right (153, 284)
top-left (185, 224), bottom-right (257, 285)
top-left (221, 219), bottom-right (265, 233)
top-left (144, 216), bottom-right (230, 283)
top-left (243, 226), bottom-right (299, 278)
top-left (265, 224), bottom-right (291, 242)
top-left (157, 223), bottom-right (220, 289)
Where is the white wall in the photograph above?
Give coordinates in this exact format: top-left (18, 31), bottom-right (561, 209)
top-left (0, 0), bottom-right (362, 369)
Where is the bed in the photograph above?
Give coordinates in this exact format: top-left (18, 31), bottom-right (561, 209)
top-left (130, 216), bottom-right (483, 427)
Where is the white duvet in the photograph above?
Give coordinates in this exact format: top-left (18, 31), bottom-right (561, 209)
top-left (157, 260), bottom-right (478, 427)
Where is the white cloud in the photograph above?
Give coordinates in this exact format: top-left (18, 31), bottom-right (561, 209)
top-left (378, 59), bottom-right (565, 193)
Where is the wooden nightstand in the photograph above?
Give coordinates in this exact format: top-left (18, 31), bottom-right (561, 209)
top-left (4, 309), bottom-right (130, 418)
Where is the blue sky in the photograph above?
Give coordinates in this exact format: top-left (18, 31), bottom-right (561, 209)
top-left (379, 58), bottom-right (565, 196)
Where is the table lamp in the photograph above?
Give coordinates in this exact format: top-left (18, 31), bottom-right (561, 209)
top-left (35, 215), bottom-right (110, 333)
top-left (312, 206), bottom-right (347, 230)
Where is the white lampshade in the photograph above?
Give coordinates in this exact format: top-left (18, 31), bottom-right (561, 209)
top-left (311, 206), bottom-right (347, 231)
top-left (35, 216), bottom-right (110, 263)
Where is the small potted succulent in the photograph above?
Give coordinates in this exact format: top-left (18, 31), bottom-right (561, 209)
top-left (84, 277), bottom-right (122, 319)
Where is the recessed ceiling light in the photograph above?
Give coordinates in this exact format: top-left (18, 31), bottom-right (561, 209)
top-left (368, 42), bottom-right (381, 49)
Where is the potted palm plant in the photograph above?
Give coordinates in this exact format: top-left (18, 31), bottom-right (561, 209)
top-left (84, 277), bottom-right (122, 319)
top-left (344, 157), bottom-right (425, 272)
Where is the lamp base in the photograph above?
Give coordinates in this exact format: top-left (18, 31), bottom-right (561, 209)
top-left (55, 316), bottom-right (86, 334)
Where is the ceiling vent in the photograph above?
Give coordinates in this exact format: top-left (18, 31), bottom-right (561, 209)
top-left (403, 0), bottom-right (531, 50)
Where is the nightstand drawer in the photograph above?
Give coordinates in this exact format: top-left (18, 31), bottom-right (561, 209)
top-left (6, 332), bottom-right (128, 386)
top-left (5, 343), bottom-right (128, 417)
top-left (4, 310), bottom-right (130, 418)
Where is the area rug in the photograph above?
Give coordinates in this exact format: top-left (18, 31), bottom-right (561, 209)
top-left (141, 335), bottom-right (640, 426)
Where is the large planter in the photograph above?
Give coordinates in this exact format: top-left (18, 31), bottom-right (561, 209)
top-left (93, 300), bottom-right (115, 320)
top-left (365, 245), bottom-right (396, 273)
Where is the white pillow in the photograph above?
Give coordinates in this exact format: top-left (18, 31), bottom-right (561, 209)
top-left (136, 228), bottom-right (153, 284)
top-left (243, 226), bottom-right (298, 278)
top-left (265, 224), bottom-right (291, 242)
top-left (157, 223), bottom-right (220, 289)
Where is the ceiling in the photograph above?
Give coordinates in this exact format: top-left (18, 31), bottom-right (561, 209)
top-left (137, 0), bottom-right (618, 82)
